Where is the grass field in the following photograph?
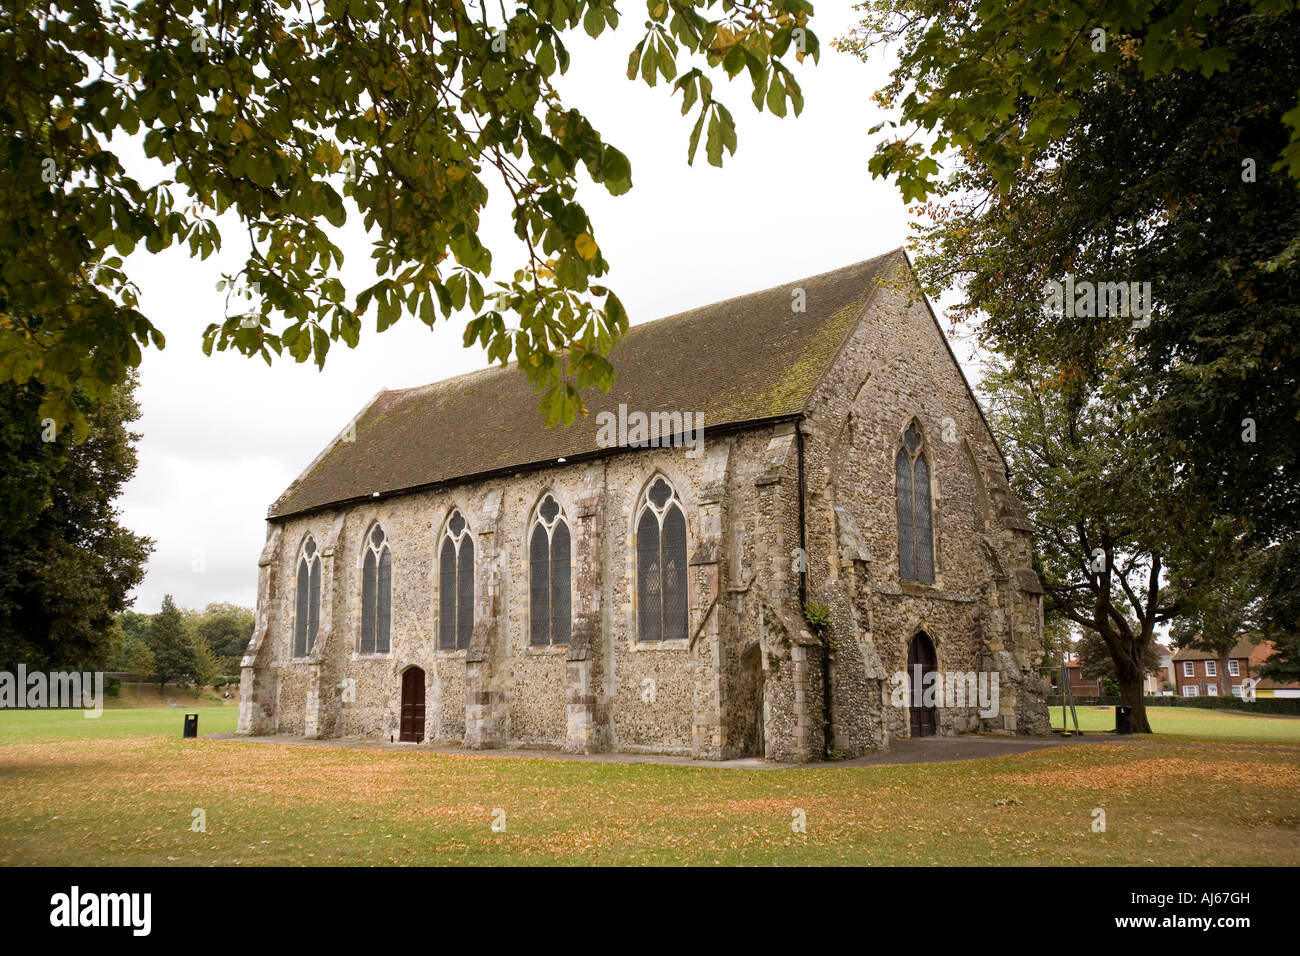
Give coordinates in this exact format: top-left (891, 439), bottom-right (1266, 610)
top-left (1, 706), bottom-right (1297, 865)
top-left (105, 684), bottom-right (236, 709)
top-left (0, 706), bottom-right (237, 745)
top-left (1051, 705), bottom-right (1300, 743)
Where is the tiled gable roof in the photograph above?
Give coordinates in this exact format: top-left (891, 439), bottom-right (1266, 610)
top-left (270, 249), bottom-right (905, 518)
top-left (1248, 640), bottom-right (1279, 666)
top-left (1172, 635), bottom-right (1259, 661)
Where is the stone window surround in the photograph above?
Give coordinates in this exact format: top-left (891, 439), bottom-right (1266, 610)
top-left (241, 261), bottom-right (1057, 755)
top-left (356, 520), bottom-right (393, 658)
top-left (523, 643), bottom-right (568, 656)
top-left (627, 637), bottom-right (691, 653)
top-left (286, 471), bottom-right (700, 660)
top-left (291, 532), bottom-right (321, 660)
top-left (436, 506), bottom-right (476, 652)
top-left (893, 417), bottom-right (943, 588)
top-left (630, 472), bottom-right (691, 646)
top-left (526, 490), bottom-right (573, 648)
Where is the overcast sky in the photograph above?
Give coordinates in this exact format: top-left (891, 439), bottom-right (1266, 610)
top-left (118, 5), bottom-right (979, 613)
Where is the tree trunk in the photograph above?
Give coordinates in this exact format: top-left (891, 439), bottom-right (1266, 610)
top-left (1115, 659), bottom-right (1153, 733)
top-left (1219, 650), bottom-right (1232, 697)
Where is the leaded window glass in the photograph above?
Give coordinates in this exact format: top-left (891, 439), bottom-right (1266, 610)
top-left (896, 421), bottom-right (935, 584)
top-left (439, 510), bottom-right (474, 650)
top-left (294, 535), bottom-right (322, 657)
top-left (529, 494), bottom-right (572, 645)
top-left (360, 524), bottom-right (392, 654)
top-left (636, 477), bottom-right (688, 642)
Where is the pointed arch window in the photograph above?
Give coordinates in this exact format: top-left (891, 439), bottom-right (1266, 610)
top-left (294, 535), bottom-right (321, 658)
top-left (438, 510), bottom-right (474, 651)
top-left (636, 477), bottom-right (688, 642)
top-left (360, 524), bottom-right (392, 655)
top-left (896, 421), bottom-right (935, 584)
top-left (529, 494), bottom-right (572, 646)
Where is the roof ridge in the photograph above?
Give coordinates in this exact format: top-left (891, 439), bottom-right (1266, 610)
top-left (636, 247), bottom-right (904, 330)
top-left (385, 249), bottom-right (906, 399)
top-left (271, 248), bottom-right (905, 517)
top-left (387, 359), bottom-right (513, 400)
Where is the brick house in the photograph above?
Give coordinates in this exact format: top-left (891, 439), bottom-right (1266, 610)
top-left (1170, 636), bottom-right (1299, 697)
top-left (238, 249), bottom-right (1051, 761)
top-left (1173, 638), bottom-right (1254, 697)
top-left (1050, 654), bottom-right (1102, 697)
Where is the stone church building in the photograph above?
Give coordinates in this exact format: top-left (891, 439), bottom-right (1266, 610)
top-left (238, 248), bottom-right (1050, 761)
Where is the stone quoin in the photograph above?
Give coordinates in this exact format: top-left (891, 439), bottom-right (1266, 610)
top-left (238, 248), bottom-right (1050, 761)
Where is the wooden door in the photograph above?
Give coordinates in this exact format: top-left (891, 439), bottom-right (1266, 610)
top-left (400, 667), bottom-right (425, 743)
top-left (907, 633), bottom-right (938, 738)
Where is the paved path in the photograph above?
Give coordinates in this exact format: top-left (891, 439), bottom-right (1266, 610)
top-left (833, 733), bottom-right (1144, 768)
top-left (207, 730), bottom-right (1142, 770)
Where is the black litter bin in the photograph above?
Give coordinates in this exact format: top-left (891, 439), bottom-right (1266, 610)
top-left (1114, 705), bottom-right (1132, 735)
top-left (183, 713), bottom-right (198, 738)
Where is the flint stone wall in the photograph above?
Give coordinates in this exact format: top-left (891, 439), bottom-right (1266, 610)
top-left (239, 261), bottom-right (1048, 759)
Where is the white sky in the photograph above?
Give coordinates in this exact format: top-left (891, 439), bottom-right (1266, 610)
top-left (118, 4), bottom-right (980, 613)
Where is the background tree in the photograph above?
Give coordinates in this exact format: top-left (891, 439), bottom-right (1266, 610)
top-left (838, 0), bottom-right (1300, 200)
top-left (1255, 541), bottom-right (1300, 681)
top-left (146, 595), bottom-right (200, 692)
top-left (983, 357), bottom-right (1182, 732)
top-left (1076, 632), bottom-right (1161, 690)
top-left (901, 8), bottom-right (1300, 555)
top-left (1169, 540), bottom-right (1265, 693)
top-left (113, 607), bottom-right (152, 670)
top-left (191, 636), bottom-right (219, 693)
top-left (1261, 633), bottom-right (1300, 684)
top-left (125, 640), bottom-right (156, 683)
top-left (0, 375), bottom-right (152, 671)
top-left (118, 609), bottom-right (152, 650)
top-left (2, 0), bottom-right (819, 433)
top-left (190, 602), bottom-right (255, 676)
top-left (841, 0), bottom-right (1300, 706)
top-left (1038, 611), bottom-right (1073, 670)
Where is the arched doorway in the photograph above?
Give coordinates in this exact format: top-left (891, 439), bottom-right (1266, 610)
top-left (399, 667), bottom-right (426, 743)
top-left (906, 633), bottom-right (938, 738)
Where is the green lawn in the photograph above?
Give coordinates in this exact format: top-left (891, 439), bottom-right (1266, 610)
top-left (1, 706), bottom-right (1296, 865)
top-left (1050, 705), bottom-right (1300, 743)
top-left (0, 705), bottom-right (236, 745)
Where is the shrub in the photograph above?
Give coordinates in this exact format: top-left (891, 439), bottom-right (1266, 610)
top-left (1047, 694), bottom-right (1300, 716)
top-left (803, 602), bottom-right (832, 634)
